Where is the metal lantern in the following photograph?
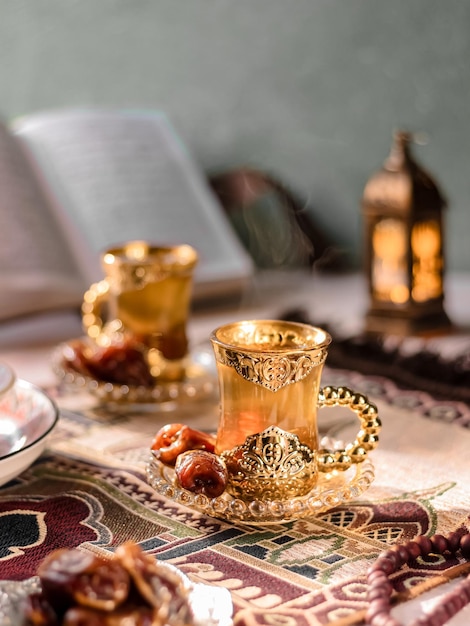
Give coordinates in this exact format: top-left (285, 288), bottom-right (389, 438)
top-left (362, 131), bottom-right (451, 335)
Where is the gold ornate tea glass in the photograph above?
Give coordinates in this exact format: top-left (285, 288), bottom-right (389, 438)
top-left (211, 320), bottom-right (381, 501)
top-left (82, 241), bottom-right (198, 382)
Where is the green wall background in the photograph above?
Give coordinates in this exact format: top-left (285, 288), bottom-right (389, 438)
top-left (1, 0), bottom-right (469, 270)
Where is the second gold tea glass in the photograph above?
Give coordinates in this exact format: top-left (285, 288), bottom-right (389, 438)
top-left (82, 241), bottom-right (198, 383)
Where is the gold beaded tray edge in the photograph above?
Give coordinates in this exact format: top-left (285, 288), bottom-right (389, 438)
top-left (146, 455), bottom-right (375, 525)
top-left (51, 340), bottom-right (217, 406)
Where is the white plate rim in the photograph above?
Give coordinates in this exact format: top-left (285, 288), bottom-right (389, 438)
top-left (0, 379), bottom-right (59, 462)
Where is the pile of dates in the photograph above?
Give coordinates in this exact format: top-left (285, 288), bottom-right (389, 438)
top-left (63, 338), bottom-right (154, 387)
top-left (22, 542), bottom-right (193, 626)
top-left (151, 424), bottom-right (228, 498)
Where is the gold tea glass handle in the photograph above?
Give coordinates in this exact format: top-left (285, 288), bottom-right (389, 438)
top-left (317, 386), bottom-right (381, 472)
top-left (81, 279), bottom-right (111, 341)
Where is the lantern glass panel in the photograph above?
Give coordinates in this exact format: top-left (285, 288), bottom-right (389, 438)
top-left (411, 219), bottom-right (443, 302)
top-left (372, 218), bottom-right (409, 304)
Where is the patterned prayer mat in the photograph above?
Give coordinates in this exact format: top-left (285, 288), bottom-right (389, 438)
top-left (1, 368), bottom-right (469, 626)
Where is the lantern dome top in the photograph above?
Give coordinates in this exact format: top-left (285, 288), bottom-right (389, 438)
top-left (363, 130), bottom-right (447, 217)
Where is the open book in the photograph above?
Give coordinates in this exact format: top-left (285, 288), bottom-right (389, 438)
top-left (0, 108), bottom-right (254, 325)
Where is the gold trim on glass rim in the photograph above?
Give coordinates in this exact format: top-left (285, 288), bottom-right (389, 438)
top-left (102, 242), bottom-right (198, 292)
top-left (211, 320), bottom-right (331, 392)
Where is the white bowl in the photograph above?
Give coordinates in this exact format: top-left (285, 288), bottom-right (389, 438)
top-left (0, 371), bottom-right (59, 487)
top-left (0, 361), bottom-right (15, 398)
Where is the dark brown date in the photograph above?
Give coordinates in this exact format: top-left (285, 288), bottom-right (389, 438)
top-left (85, 342), bottom-right (154, 387)
top-left (37, 549), bottom-right (96, 613)
top-left (63, 339), bottom-right (154, 387)
top-left (23, 542), bottom-right (193, 625)
top-left (115, 542), bottom-right (193, 624)
top-left (151, 424), bottom-right (216, 466)
top-left (175, 450), bottom-right (228, 498)
top-left (115, 542), bottom-right (160, 608)
top-left (72, 560), bottom-right (130, 611)
top-left (38, 548), bottom-right (130, 613)
top-left (22, 592), bottom-right (59, 626)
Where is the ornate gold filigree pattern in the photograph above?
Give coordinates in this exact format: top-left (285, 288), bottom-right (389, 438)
top-left (213, 346), bottom-right (328, 392)
top-left (103, 243), bottom-right (198, 292)
top-left (222, 426), bottom-right (316, 500)
top-left (108, 265), bottom-right (174, 292)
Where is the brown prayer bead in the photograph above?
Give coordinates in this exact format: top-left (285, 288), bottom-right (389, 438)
top-left (460, 533), bottom-right (470, 557)
top-left (365, 531), bottom-right (470, 626)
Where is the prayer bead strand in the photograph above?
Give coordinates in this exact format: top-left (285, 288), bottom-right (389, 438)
top-left (366, 531), bottom-right (470, 626)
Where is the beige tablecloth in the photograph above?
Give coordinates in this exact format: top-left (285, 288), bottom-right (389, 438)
top-left (1, 271), bottom-right (470, 625)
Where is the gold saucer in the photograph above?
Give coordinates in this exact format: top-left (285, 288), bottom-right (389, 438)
top-left (51, 340), bottom-right (217, 406)
top-left (146, 451), bottom-right (375, 525)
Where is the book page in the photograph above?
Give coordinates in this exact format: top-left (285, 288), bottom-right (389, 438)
top-left (0, 309), bottom-right (82, 350)
top-left (12, 109), bottom-right (254, 301)
top-left (0, 119), bottom-right (86, 321)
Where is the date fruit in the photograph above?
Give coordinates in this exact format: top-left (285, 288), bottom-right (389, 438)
top-left (151, 423), bottom-right (216, 466)
top-left (63, 339), bottom-right (154, 387)
top-left (23, 542), bottom-right (194, 626)
top-left (22, 592), bottom-right (59, 625)
top-left (38, 548), bottom-right (130, 613)
top-left (115, 542), bottom-right (192, 624)
top-left (175, 450), bottom-right (228, 498)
